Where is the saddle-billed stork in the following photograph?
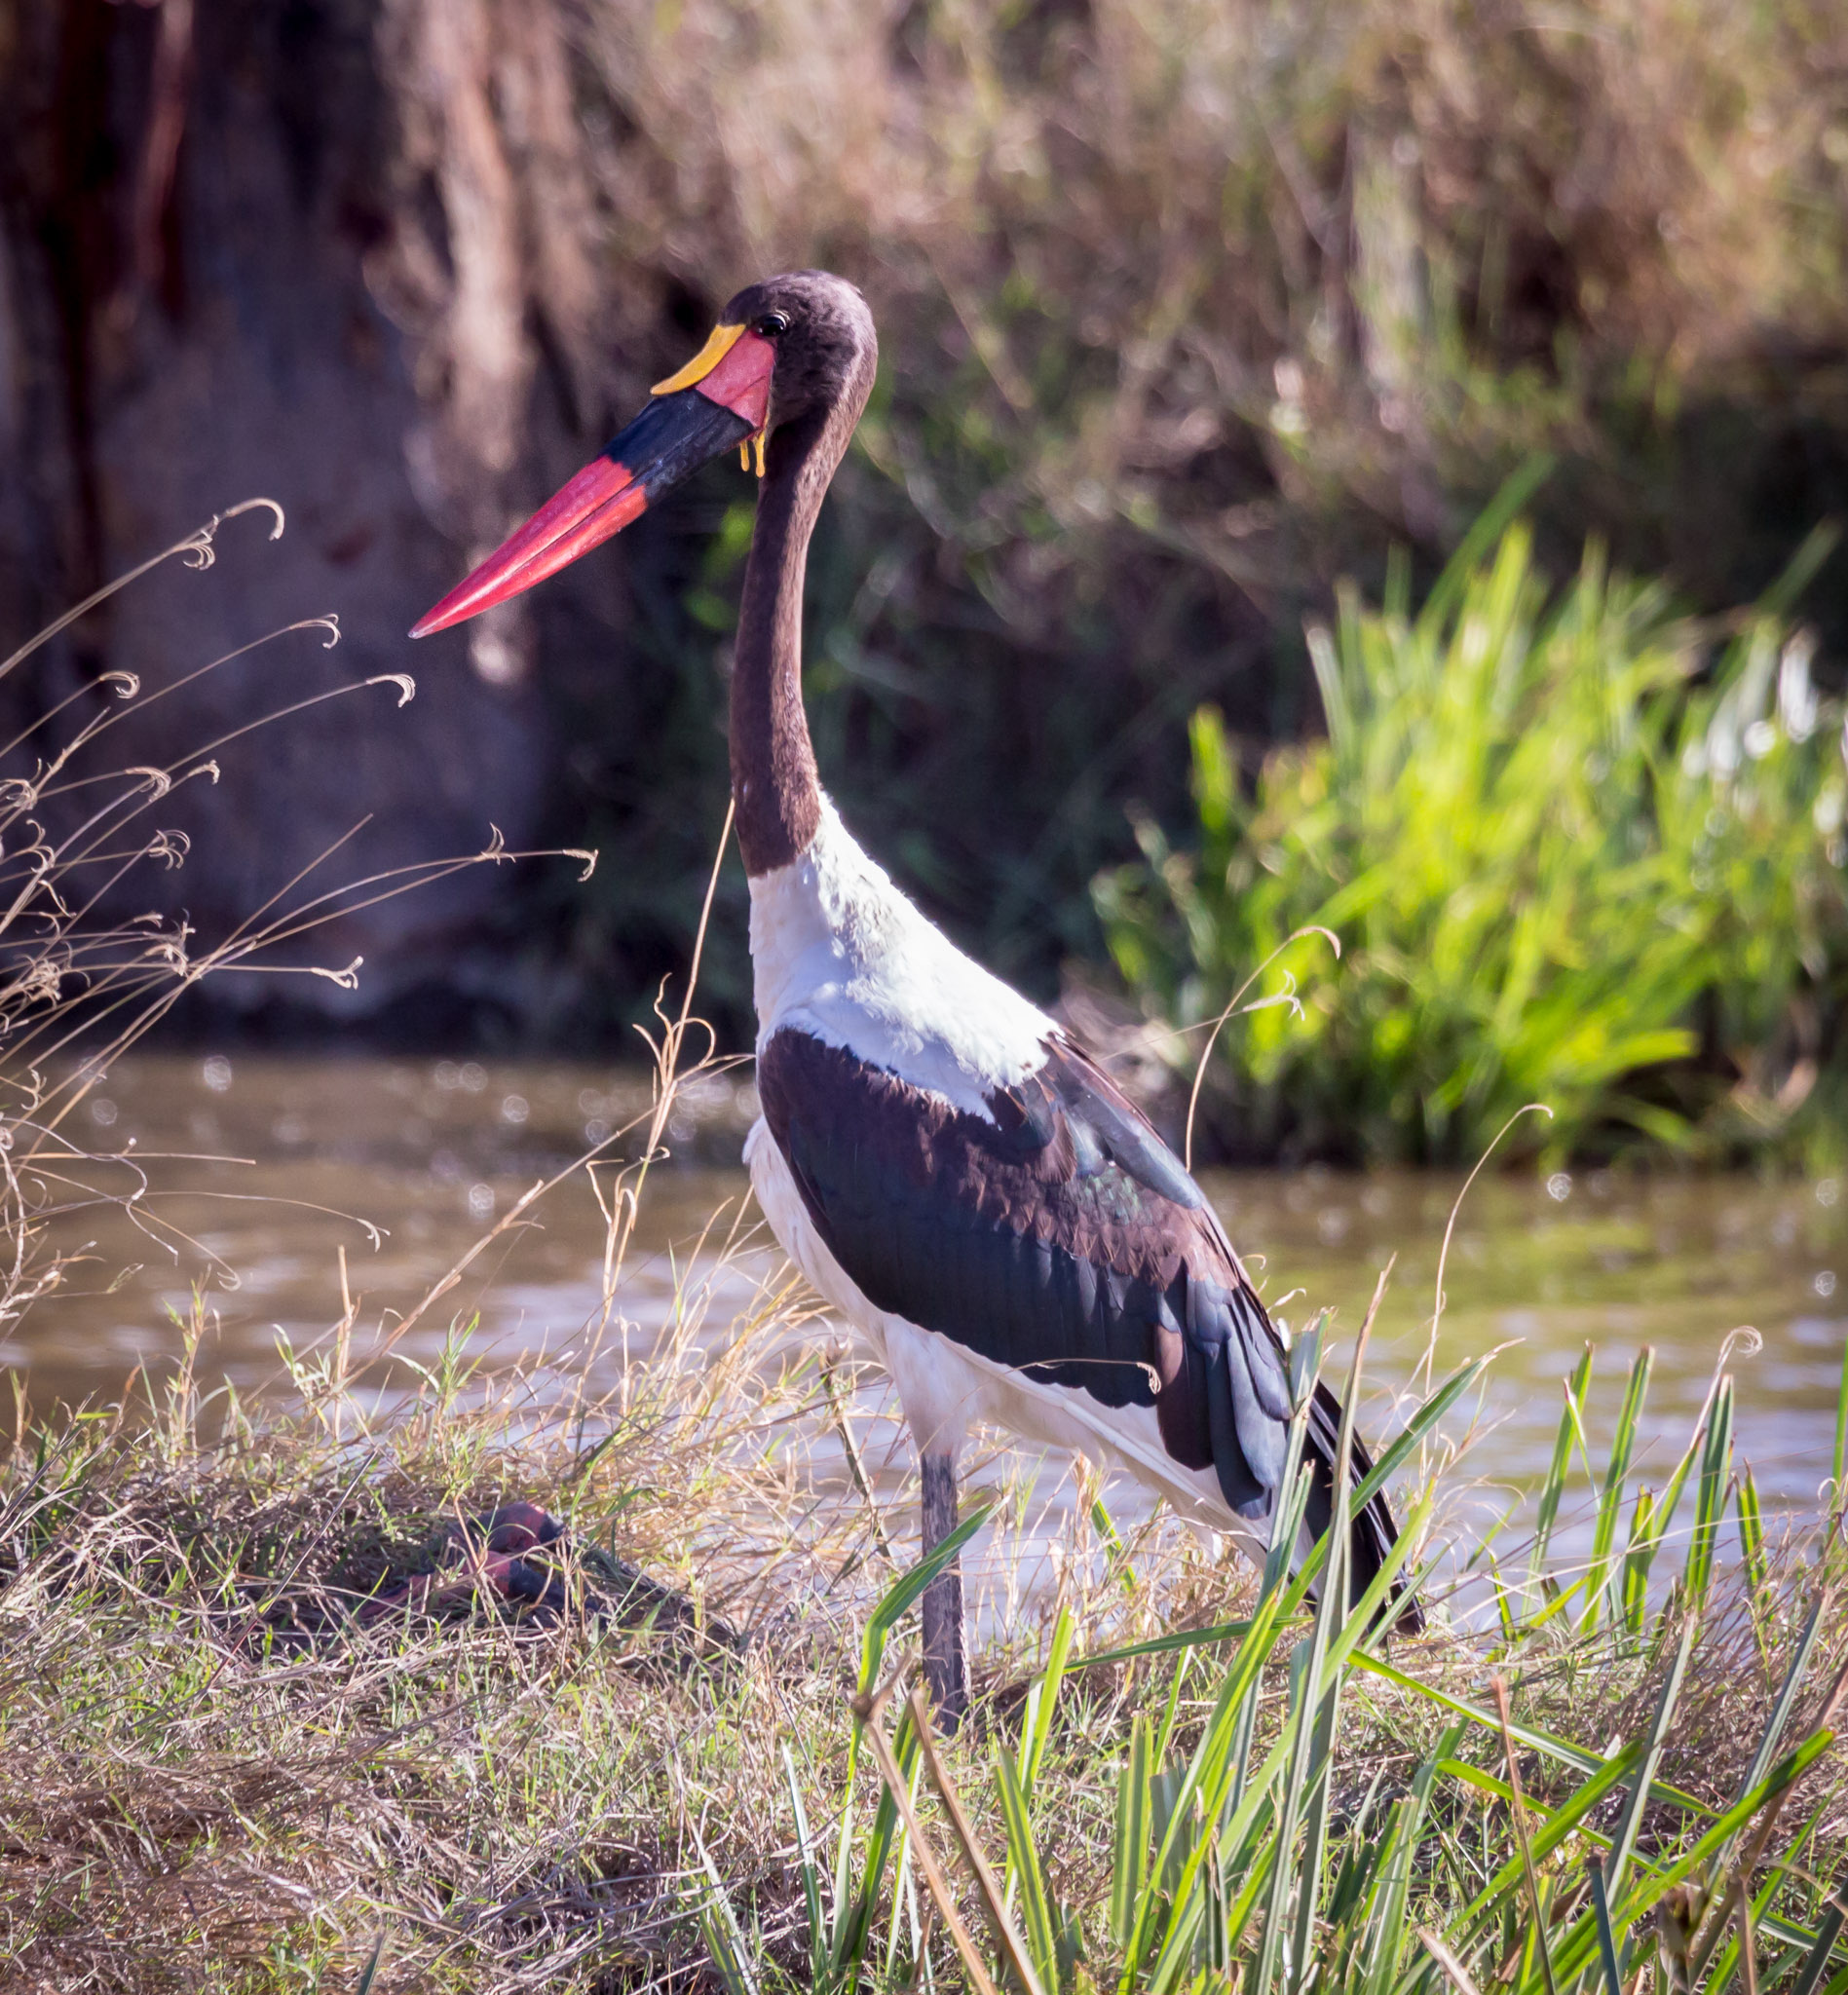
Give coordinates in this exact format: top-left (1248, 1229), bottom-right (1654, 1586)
top-left (413, 271), bottom-right (1414, 1721)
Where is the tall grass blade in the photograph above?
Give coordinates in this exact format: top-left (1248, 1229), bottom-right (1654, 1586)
top-left (857, 1499), bottom-right (996, 1702)
top-left (1275, 1312), bottom-right (1375, 1994)
top-left (1090, 1487), bottom-right (1137, 1593)
top-left (1603, 1612), bottom-right (1698, 1900)
top-left (1286, 1606), bottom-right (1347, 1994)
top-left (1264, 1329), bottom-right (1321, 1595)
top-left (1735, 1583), bottom-right (1833, 1823)
top-left (836, 1701), bottom-right (921, 1974)
top-left (1287, 1309), bottom-right (1327, 1409)
top-left (828, 1760), bottom-right (858, 1971)
top-left (994, 1747), bottom-right (1059, 1992)
top-left (1586, 1859), bottom-right (1622, 1995)
top-left (1287, 1519), bottom-right (1353, 1991)
top-left (1225, 1832), bottom-right (1279, 1960)
top-left (1145, 1733), bottom-right (1292, 1995)
top-left (1116, 1578), bottom-right (1296, 1986)
top-left (1737, 1463), bottom-right (1767, 1600)
top-left (1531, 1345), bottom-right (1594, 1585)
top-left (1110, 1712), bottom-right (1152, 1956)
top-left (1581, 1345), bottom-right (1651, 1631)
top-left (1686, 1376), bottom-right (1735, 1611)
top-left (1262, 1447), bottom-right (1315, 1609)
top-left (1791, 1903), bottom-right (1847, 1995)
top-left (1018, 1602), bottom-right (1075, 1800)
top-left (685, 1797), bottom-right (763, 1995)
top-left (1271, 1357), bottom-right (1479, 1614)
top-left (1491, 1675), bottom-right (1559, 1995)
top-left (1622, 1486), bottom-right (1656, 1635)
top-left (1152, 1644), bottom-right (1195, 1771)
top-left (1075, 1618), bottom-right (1253, 1671)
top-left (1251, 1594), bottom-right (1330, 1991)
top-left (782, 1742), bottom-right (829, 1986)
top-left (1362, 1729), bottom-right (1459, 1995)
top-left (1230, 1404), bottom-right (1318, 1827)
top-left (1346, 1359), bottom-right (1485, 1534)
top-left (1225, 1648), bottom-right (1263, 1833)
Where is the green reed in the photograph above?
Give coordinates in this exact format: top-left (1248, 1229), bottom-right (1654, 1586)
top-left (709, 1329), bottom-right (1848, 1995)
top-left (1094, 477), bottom-right (1847, 1165)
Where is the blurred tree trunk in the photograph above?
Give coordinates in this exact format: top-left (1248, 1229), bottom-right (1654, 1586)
top-left (0, 0), bottom-right (638, 1031)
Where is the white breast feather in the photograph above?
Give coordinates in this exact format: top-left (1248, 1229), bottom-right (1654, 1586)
top-left (748, 795), bottom-right (1052, 1119)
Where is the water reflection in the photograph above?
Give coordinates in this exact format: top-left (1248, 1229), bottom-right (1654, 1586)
top-left (11, 1055), bottom-right (1845, 1523)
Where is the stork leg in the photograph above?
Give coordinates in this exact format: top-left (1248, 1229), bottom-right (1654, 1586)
top-left (919, 1450), bottom-right (967, 1730)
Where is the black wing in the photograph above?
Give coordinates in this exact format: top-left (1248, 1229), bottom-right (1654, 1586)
top-left (756, 1026), bottom-right (1413, 1617)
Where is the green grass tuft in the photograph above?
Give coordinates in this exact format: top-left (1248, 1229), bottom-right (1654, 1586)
top-left (1095, 490), bottom-right (1848, 1166)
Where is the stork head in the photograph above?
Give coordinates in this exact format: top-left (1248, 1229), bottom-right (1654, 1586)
top-left (715, 271), bottom-right (878, 438)
top-left (410, 270), bottom-right (876, 639)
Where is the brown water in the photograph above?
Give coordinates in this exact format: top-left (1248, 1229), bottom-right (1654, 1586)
top-left (11, 1055), bottom-right (1846, 1528)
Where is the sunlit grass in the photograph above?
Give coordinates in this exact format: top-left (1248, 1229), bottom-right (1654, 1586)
top-left (2, 1235), bottom-right (1843, 1989)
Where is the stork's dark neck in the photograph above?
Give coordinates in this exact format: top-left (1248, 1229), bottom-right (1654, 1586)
top-left (731, 397), bottom-right (855, 876)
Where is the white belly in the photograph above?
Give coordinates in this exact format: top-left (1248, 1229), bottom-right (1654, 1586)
top-left (744, 1117), bottom-right (1264, 1558)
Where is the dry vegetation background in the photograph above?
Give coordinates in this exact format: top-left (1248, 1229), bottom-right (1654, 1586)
top-left (2, 0), bottom-right (1847, 1045)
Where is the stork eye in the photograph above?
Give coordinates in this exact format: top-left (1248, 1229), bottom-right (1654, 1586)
top-left (753, 311), bottom-right (790, 338)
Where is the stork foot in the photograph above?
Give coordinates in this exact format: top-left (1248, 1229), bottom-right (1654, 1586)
top-left (919, 1450), bottom-right (967, 1731)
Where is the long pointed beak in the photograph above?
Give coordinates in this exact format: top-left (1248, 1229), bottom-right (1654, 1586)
top-left (410, 325), bottom-right (774, 639)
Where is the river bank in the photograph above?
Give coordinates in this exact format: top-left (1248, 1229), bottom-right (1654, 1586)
top-left (2, 1262), bottom-right (1843, 1989)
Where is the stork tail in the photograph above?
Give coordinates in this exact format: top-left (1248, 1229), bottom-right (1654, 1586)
top-left (1300, 1379), bottom-right (1422, 1632)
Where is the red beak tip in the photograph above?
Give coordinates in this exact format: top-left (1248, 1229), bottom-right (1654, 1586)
top-left (409, 596), bottom-right (474, 639)
top-left (408, 445), bottom-right (655, 644)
